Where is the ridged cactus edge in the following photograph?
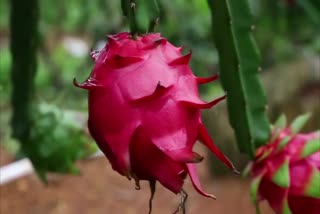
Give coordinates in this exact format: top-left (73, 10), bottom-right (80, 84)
top-left (207, 0), bottom-right (271, 157)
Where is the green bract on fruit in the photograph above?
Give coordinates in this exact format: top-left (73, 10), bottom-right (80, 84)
top-left (74, 32), bottom-right (237, 204)
top-left (249, 115), bottom-right (320, 214)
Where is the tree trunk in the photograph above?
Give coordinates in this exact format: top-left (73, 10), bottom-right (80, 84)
top-left (10, 0), bottom-right (39, 143)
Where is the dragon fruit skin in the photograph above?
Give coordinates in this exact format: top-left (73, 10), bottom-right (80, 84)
top-left (74, 32), bottom-right (236, 198)
top-left (250, 126), bottom-right (320, 214)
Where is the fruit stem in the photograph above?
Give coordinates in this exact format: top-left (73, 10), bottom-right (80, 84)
top-left (148, 17), bottom-right (159, 33)
top-left (147, 0), bottom-right (160, 32)
top-left (121, 0), bottom-right (139, 36)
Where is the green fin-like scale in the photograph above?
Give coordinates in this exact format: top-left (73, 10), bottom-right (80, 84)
top-left (250, 172), bottom-right (265, 203)
top-left (276, 136), bottom-right (291, 153)
top-left (291, 113), bottom-right (311, 134)
top-left (272, 157), bottom-right (290, 188)
top-left (270, 114), bottom-right (288, 143)
top-left (304, 168), bottom-right (320, 198)
top-left (274, 114), bottom-right (287, 130)
top-left (256, 148), bottom-right (272, 162)
top-left (301, 138), bottom-right (320, 158)
top-left (282, 199), bottom-right (292, 214)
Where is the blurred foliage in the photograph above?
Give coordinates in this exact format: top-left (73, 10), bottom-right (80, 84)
top-left (22, 103), bottom-right (96, 182)
top-left (0, 0), bottom-right (318, 101)
top-left (0, 49), bottom-right (10, 104)
top-left (0, 0), bottom-right (319, 176)
top-left (1, 0), bottom-right (318, 92)
top-left (252, 0), bottom-right (320, 66)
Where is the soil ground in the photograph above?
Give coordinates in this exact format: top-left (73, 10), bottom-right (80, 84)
top-left (0, 146), bottom-right (274, 214)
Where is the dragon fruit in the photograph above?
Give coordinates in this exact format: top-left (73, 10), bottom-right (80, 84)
top-left (74, 32), bottom-right (237, 205)
top-left (249, 115), bottom-right (320, 214)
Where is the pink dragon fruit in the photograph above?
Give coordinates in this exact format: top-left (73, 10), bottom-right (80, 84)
top-left (74, 32), bottom-right (237, 208)
top-left (249, 115), bottom-right (320, 214)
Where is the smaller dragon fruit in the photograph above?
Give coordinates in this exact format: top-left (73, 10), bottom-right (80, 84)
top-left (248, 114), bottom-right (320, 214)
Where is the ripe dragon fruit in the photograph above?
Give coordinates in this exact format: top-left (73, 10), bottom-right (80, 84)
top-left (249, 115), bottom-right (320, 214)
top-left (74, 32), bottom-right (237, 209)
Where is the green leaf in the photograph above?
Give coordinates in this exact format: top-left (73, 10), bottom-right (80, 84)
top-left (272, 158), bottom-right (290, 188)
top-left (291, 113), bottom-right (311, 134)
top-left (304, 168), bottom-right (320, 198)
top-left (301, 138), bottom-right (320, 158)
top-left (21, 103), bottom-right (96, 183)
top-left (207, 0), bottom-right (271, 157)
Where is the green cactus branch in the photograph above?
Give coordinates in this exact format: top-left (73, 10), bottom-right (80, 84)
top-left (207, 0), bottom-right (271, 157)
top-left (10, 0), bottom-right (39, 144)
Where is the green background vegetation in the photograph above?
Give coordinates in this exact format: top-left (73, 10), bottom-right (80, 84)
top-left (0, 0), bottom-right (319, 177)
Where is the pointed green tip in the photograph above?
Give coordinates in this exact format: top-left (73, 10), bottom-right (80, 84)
top-left (290, 113), bottom-right (312, 134)
top-left (277, 136), bottom-right (291, 153)
top-left (272, 158), bottom-right (290, 188)
top-left (301, 138), bottom-right (320, 158)
top-left (304, 168), bottom-right (320, 198)
top-left (282, 199), bottom-right (292, 214)
top-left (250, 173), bottom-right (264, 203)
top-left (242, 163), bottom-right (253, 178)
top-left (274, 114), bottom-right (287, 130)
top-left (271, 114), bottom-right (288, 145)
